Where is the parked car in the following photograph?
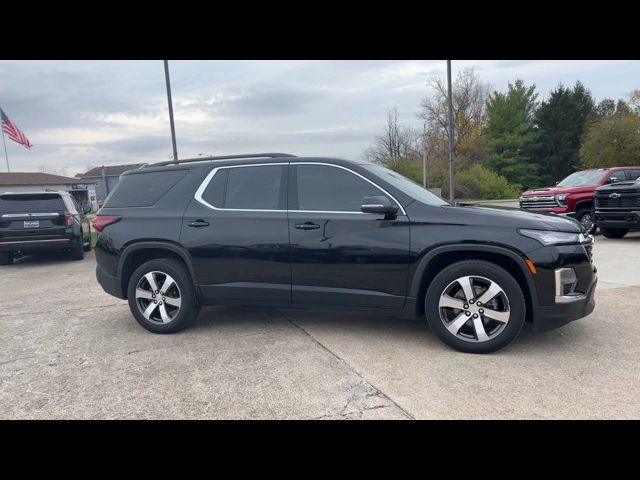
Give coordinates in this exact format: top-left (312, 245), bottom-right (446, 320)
top-left (0, 191), bottom-right (92, 265)
top-left (519, 167), bottom-right (640, 233)
top-left (93, 153), bottom-right (597, 354)
top-left (594, 176), bottom-right (640, 238)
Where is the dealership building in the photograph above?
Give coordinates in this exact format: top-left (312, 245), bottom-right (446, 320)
top-left (0, 172), bottom-right (98, 210)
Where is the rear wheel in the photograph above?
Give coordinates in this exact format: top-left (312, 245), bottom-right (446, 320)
top-left (425, 260), bottom-right (526, 354)
top-left (70, 241), bottom-right (84, 260)
top-left (576, 209), bottom-right (596, 234)
top-left (127, 258), bottom-right (200, 334)
top-left (0, 252), bottom-right (13, 265)
top-left (600, 227), bottom-right (628, 239)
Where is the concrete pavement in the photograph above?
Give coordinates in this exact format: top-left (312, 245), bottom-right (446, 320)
top-left (1, 232), bottom-right (639, 419)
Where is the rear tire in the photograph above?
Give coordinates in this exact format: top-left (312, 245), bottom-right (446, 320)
top-left (70, 242), bottom-right (84, 260)
top-left (600, 227), bottom-right (628, 239)
top-left (127, 258), bottom-right (200, 334)
top-left (576, 209), bottom-right (597, 234)
top-left (0, 252), bottom-right (13, 265)
top-left (424, 260), bottom-right (526, 354)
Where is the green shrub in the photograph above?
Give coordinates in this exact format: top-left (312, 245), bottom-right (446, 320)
top-left (455, 164), bottom-right (520, 200)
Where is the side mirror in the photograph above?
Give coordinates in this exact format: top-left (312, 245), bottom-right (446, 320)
top-left (361, 196), bottom-right (399, 217)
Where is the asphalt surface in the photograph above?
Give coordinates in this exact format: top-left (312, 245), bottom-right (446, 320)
top-left (1, 232), bottom-right (639, 419)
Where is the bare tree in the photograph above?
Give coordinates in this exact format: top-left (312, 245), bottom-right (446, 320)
top-left (364, 107), bottom-right (421, 165)
top-left (420, 67), bottom-right (491, 153)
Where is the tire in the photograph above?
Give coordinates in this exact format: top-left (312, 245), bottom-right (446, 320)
top-left (0, 252), bottom-right (13, 265)
top-left (82, 231), bottom-right (92, 251)
top-left (576, 209), bottom-right (597, 234)
top-left (127, 258), bottom-right (200, 334)
top-left (600, 227), bottom-right (628, 239)
top-left (70, 241), bottom-right (85, 260)
top-left (424, 260), bottom-right (526, 354)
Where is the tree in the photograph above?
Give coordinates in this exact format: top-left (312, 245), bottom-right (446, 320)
top-left (534, 81), bottom-right (594, 184)
top-left (484, 79), bottom-right (541, 190)
top-left (363, 107), bottom-right (420, 165)
top-left (579, 99), bottom-right (640, 168)
top-left (420, 67), bottom-right (490, 167)
top-left (629, 89), bottom-right (640, 112)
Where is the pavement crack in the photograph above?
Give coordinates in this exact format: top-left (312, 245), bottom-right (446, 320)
top-left (276, 309), bottom-right (414, 420)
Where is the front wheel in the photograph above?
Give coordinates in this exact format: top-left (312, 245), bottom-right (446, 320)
top-left (600, 227), bottom-right (628, 239)
top-left (425, 260), bottom-right (526, 354)
top-left (0, 252), bottom-right (13, 265)
top-left (576, 209), bottom-right (597, 234)
top-left (127, 258), bottom-right (200, 334)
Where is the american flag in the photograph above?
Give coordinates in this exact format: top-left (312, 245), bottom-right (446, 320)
top-left (1, 108), bottom-right (32, 150)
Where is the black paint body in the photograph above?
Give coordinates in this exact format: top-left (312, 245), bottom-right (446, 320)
top-left (94, 157), bottom-right (597, 331)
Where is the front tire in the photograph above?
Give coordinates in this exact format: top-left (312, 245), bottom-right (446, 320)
top-left (127, 258), bottom-right (200, 334)
top-left (600, 227), bottom-right (628, 239)
top-left (425, 260), bottom-right (526, 354)
top-left (576, 209), bottom-right (597, 234)
top-left (0, 252), bottom-right (13, 265)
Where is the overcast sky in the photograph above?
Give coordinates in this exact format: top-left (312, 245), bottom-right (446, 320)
top-left (1, 60), bottom-right (639, 177)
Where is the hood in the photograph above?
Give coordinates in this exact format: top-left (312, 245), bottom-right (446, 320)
top-left (596, 181), bottom-right (640, 194)
top-left (411, 204), bottom-right (582, 233)
top-left (521, 185), bottom-right (594, 196)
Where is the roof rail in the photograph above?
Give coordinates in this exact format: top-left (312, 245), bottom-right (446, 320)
top-left (149, 153), bottom-right (297, 167)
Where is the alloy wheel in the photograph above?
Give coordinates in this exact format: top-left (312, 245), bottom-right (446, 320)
top-left (580, 213), bottom-right (594, 232)
top-left (438, 275), bottom-right (510, 342)
top-left (135, 271), bottom-right (182, 324)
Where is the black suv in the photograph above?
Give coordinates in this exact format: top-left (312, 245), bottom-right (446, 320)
top-left (594, 176), bottom-right (640, 238)
top-left (94, 153), bottom-right (597, 353)
top-left (0, 191), bottom-right (92, 264)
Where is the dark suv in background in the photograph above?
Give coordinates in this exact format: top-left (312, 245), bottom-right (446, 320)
top-left (0, 191), bottom-right (92, 265)
top-left (93, 153), bottom-right (597, 354)
top-left (594, 176), bottom-right (640, 238)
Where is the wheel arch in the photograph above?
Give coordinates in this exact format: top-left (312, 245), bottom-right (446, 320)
top-left (574, 200), bottom-right (594, 213)
top-left (117, 241), bottom-right (198, 300)
top-left (410, 245), bottom-right (535, 323)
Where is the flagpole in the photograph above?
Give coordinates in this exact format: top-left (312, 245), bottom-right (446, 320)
top-left (1, 127), bottom-right (9, 173)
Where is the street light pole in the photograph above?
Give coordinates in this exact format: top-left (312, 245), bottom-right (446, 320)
top-left (447, 60), bottom-right (455, 204)
top-left (422, 123), bottom-right (427, 188)
top-left (164, 60), bottom-right (179, 162)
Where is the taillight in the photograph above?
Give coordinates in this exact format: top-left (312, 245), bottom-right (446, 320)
top-left (64, 212), bottom-right (73, 227)
top-left (92, 215), bottom-right (121, 232)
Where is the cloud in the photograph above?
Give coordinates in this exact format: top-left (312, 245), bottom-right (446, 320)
top-left (0, 60), bottom-right (638, 176)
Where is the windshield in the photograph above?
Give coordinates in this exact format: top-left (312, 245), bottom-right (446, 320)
top-left (363, 164), bottom-right (449, 206)
top-left (557, 170), bottom-right (607, 187)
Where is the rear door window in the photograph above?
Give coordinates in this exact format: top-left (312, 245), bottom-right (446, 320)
top-left (105, 170), bottom-right (187, 207)
top-left (0, 194), bottom-right (65, 213)
top-left (223, 165), bottom-right (284, 210)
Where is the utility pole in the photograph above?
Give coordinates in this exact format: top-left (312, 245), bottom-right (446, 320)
top-left (164, 60), bottom-right (179, 162)
top-left (422, 123), bottom-right (427, 188)
top-left (447, 60), bottom-right (455, 204)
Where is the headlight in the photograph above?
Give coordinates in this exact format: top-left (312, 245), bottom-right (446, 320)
top-left (555, 194), bottom-right (568, 206)
top-left (519, 229), bottom-right (587, 246)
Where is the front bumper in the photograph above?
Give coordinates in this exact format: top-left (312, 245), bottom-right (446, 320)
top-left (594, 210), bottom-right (640, 229)
top-left (96, 263), bottom-right (125, 299)
top-left (532, 274), bottom-right (597, 332)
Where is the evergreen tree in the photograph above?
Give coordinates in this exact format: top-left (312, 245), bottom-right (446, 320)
top-left (485, 79), bottom-right (540, 190)
top-left (534, 81), bottom-right (594, 184)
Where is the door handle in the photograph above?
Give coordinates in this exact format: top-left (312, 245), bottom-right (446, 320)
top-left (188, 220), bottom-right (210, 228)
top-left (294, 222), bottom-right (320, 230)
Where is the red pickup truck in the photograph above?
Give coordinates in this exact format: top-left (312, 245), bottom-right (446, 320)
top-left (519, 166), bottom-right (640, 233)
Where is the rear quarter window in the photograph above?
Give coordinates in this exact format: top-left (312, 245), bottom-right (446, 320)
top-left (0, 194), bottom-right (66, 213)
top-left (104, 170), bottom-right (187, 207)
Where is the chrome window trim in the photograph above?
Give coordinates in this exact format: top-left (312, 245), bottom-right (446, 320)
top-left (194, 162), bottom-right (406, 216)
